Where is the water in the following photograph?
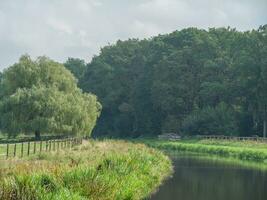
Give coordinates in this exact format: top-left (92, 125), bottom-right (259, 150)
top-left (150, 153), bottom-right (267, 200)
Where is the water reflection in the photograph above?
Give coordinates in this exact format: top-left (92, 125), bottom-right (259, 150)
top-left (151, 153), bottom-right (267, 200)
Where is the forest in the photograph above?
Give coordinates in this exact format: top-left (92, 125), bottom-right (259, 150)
top-left (77, 25), bottom-right (267, 138)
top-left (0, 25), bottom-right (267, 139)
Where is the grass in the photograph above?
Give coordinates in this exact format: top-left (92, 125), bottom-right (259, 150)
top-left (0, 140), bottom-right (172, 200)
top-left (140, 139), bottom-right (267, 163)
top-left (0, 142), bottom-right (42, 159)
top-left (0, 144), bottom-right (5, 159)
top-left (198, 139), bottom-right (267, 149)
top-left (0, 142), bottom-right (66, 159)
top-left (0, 138), bottom-right (82, 160)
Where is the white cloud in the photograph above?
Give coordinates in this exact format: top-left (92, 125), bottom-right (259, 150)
top-left (46, 18), bottom-right (73, 35)
top-left (0, 0), bottom-right (266, 70)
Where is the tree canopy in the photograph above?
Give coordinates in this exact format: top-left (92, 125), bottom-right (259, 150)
top-left (80, 26), bottom-right (267, 137)
top-left (0, 55), bottom-right (101, 139)
top-left (64, 57), bottom-right (86, 80)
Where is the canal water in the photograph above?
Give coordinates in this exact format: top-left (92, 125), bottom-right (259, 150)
top-left (150, 153), bottom-right (267, 200)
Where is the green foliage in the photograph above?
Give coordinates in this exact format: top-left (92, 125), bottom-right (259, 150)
top-left (0, 55), bottom-right (101, 138)
top-left (0, 55), bottom-right (77, 97)
top-left (80, 26), bottom-right (267, 137)
top-left (64, 58), bottom-right (86, 80)
top-left (0, 140), bottom-right (172, 200)
top-left (181, 103), bottom-right (238, 136)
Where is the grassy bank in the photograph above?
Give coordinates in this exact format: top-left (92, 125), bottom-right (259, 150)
top-left (142, 139), bottom-right (267, 163)
top-left (0, 140), bottom-right (172, 200)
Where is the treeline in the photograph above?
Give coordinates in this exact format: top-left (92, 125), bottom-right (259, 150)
top-left (75, 25), bottom-right (267, 138)
top-left (0, 26), bottom-right (266, 139)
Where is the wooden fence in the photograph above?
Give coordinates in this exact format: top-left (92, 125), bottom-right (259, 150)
top-left (0, 137), bottom-right (83, 160)
top-left (194, 135), bottom-right (267, 142)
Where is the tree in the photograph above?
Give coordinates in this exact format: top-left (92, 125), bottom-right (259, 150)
top-left (234, 26), bottom-right (267, 137)
top-left (79, 26), bottom-right (267, 137)
top-left (64, 58), bottom-right (86, 80)
top-left (181, 103), bottom-right (238, 136)
top-left (0, 55), bottom-right (78, 98)
top-left (0, 55), bottom-right (101, 139)
top-left (258, 25), bottom-right (267, 137)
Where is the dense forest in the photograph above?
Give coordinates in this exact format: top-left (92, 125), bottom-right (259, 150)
top-left (0, 26), bottom-right (266, 139)
top-left (73, 26), bottom-right (267, 138)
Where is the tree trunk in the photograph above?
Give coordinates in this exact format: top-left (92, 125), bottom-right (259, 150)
top-left (35, 130), bottom-right (41, 141)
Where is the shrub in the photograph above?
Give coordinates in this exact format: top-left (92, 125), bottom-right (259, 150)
top-left (181, 103), bottom-right (238, 135)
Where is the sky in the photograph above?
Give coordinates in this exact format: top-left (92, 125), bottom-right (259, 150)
top-left (0, 0), bottom-right (266, 71)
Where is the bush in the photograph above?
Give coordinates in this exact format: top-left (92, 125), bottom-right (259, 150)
top-left (181, 103), bottom-right (238, 136)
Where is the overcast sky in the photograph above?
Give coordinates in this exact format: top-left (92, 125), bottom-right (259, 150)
top-left (0, 0), bottom-right (266, 70)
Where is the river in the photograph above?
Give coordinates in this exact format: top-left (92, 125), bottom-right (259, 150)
top-left (150, 153), bottom-right (267, 200)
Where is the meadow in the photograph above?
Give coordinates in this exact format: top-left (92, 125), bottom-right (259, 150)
top-left (142, 139), bottom-right (267, 163)
top-left (0, 140), bottom-right (172, 200)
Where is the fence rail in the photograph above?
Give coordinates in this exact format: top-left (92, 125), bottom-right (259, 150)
top-left (194, 135), bottom-right (267, 142)
top-left (0, 137), bottom-right (83, 160)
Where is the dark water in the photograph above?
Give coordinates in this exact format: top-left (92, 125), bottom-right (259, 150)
top-left (151, 153), bottom-right (267, 200)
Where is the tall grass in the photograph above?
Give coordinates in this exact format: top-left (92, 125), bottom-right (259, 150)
top-left (143, 139), bottom-right (267, 163)
top-left (0, 140), bottom-right (172, 200)
top-left (0, 144), bottom-right (5, 159)
top-left (198, 139), bottom-right (267, 149)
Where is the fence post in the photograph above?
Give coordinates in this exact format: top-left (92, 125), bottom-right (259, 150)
top-left (40, 141), bottom-right (42, 153)
top-left (27, 142), bottom-right (30, 156)
top-left (33, 142), bottom-right (36, 154)
top-left (6, 143), bottom-right (9, 159)
top-left (54, 140), bottom-right (56, 151)
top-left (21, 142), bottom-right (24, 157)
top-left (57, 140), bottom-right (60, 151)
top-left (14, 143), bottom-right (17, 157)
top-left (46, 141), bottom-right (48, 151)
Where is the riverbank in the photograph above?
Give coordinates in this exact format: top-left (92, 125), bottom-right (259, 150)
top-left (141, 139), bottom-right (267, 163)
top-left (0, 140), bottom-right (172, 200)
top-left (150, 152), bottom-right (267, 200)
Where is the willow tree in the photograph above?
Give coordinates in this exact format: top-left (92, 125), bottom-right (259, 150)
top-left (0, 55), bottom-right (101, 139)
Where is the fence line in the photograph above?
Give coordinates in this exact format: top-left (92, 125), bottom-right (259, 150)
top-left (194, 135), bottom-right (267, 142)
top-left (0, 137), bottom-right (83, 160)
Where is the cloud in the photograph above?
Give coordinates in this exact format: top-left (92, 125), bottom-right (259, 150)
top-left (0, 0), bottom-right (266, 70)
top-left (46, 18), bottom-right (73, 35)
